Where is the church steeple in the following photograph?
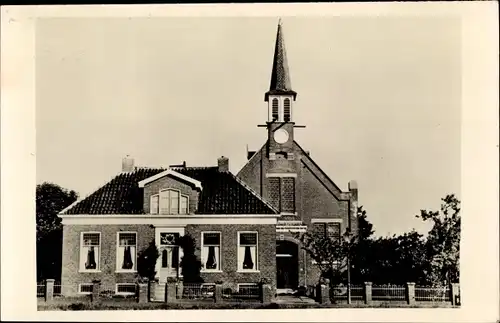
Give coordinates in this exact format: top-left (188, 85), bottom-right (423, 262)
top-left (265, 20), bottom-right (297, 102)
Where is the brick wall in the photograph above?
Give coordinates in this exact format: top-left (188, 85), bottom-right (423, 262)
top-left (61, 224), bottom-right (155, 296)
top-left (185, 224), bottom-right (276, 292)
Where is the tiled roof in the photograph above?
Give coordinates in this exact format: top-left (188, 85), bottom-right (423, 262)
top-left (62, 167), bottom-right (278, 215)
top-left (265, 21), bottom-right (297, 101)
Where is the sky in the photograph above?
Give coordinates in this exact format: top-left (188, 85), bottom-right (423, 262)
top-left (35, 16), bottom-right (461, 237)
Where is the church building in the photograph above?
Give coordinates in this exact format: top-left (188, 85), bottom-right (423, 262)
top-left (57, 21), bottom-right (359, 298)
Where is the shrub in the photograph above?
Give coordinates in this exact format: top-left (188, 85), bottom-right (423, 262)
top-left (137, 240), bottom-right (160, 281)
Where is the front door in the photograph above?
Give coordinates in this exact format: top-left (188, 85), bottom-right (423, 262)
top-left (276, 240), bottom-right (299, 290)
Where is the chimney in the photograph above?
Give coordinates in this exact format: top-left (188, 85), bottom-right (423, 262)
top-left (122, 155), bottom-right (135, 172)
top-left (218, 156), bottom-right (229, 172)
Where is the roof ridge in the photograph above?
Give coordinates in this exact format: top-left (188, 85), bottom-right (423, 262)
top-left (229, 172), bottom-right (280, 214)
top-left (135, 166), bottom-right (217, 171)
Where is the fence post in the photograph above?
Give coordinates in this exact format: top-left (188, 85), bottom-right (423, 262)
top-left (406, 282), bottom-right (415, 305)
top-left (44, 279), bottom-right (55, 302)
top-left (260, 283), bottom-right (272, 304)
top-left (165, 281), bottom-right (176, 303)
top-left (364, 282), bottom-right (372, 305)
top-left (215, 284), bottom-right (223, 303)
top-left (148, 280), bottom-right (157, 301)
top-left (91, 280), bottom-right (101, 303)
top-left (450, 283), bottom-right (460, 306)
top-left (317, 280), bottom-right (330, 304)
top-left (137, 282), bottom-right (149, 303)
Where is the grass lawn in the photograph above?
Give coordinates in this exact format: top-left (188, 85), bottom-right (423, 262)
top-left (38, 298), bottom-right (459, 311)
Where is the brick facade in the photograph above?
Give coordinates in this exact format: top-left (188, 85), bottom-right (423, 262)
top-left (61, 224), bottom-right (155, 296)
top-left (237, 140), bottom-right (357, 288)
top-left (186, 224), bottom-right (276, 292)
top-left (60, 222), bottom-right (276, 297)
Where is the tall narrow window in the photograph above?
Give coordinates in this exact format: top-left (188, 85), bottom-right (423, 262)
top-left (80, 233), bottom-right (100, 271)
top-left (180, 195), bottom-right (188, 214)
top-left (170, 190), bottom-right (179, 214)
top-left (150, 195), bottom-right (159, 214)
top-left (238, 232), bottom-right (258, 271)
top-left (201, 232), bottom-right (221, 271)
top-left (268, 178), bottom-right (281, 210)
top-left (159, 190), bottom-right (170, 214)
top-left (159, 232), bottom-right (180, 276)
top-left (284, 98), bottom-right (291, 122)
top-left (272, 98), bottom-right (279, 121)
top-left (116, 232), bottom-right (137, 271)
top-left (281, 178), bottom-right (295, 213)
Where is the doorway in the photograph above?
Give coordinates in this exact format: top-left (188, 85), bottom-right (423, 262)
top-left (276, 240), bottom-right (299, 291)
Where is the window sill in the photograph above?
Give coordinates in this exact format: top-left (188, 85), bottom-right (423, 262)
top-left (79, 270), bottom-right (102, 273)
top-left (237, 270), bottom-right (260, 273)
top-left (201, 270), bottom-right (223, 273)
top-left (115, 270), bottom-right (137, 273)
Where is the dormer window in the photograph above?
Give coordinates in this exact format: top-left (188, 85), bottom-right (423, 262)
top-left (150, 189), bottom-right (189, 215)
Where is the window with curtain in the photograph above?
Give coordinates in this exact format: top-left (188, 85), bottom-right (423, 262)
top-left (80, 233), bottom-right (100, 271)
top-left (201, 232), bottom-right (221, 271)
top-left (116, 232), bottom-right (137, 271)
top-left (160, 232), bottom-right (180, 275)
top-left (272, 98), bottom-right (279, 121)
top-left (238, 232), bottom-right (258, 271)
top-left (150, 194), bottom-right (159, 214)
top-left (284, 98), bottom-right (291, 122)
top-left (158, 189), bottom-right (189, 215)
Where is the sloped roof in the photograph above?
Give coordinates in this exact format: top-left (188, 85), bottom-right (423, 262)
top-left (61, 167), bottom-right (278, 215)
top-left (265, 21), bottom-right (297, 101)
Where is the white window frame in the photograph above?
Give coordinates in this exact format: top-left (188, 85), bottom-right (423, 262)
top-left (116, 231), bottom-right (138, 273)
top-left (115, 283), bottom-right (136, 296)
top-left (201, 231), bottom-right (222, 272)
top-left (78, 283), bottom-right (93, 295)
top-left (158, 188), bottom-right (189, 215)
top-left (79, 231), bottom-right (101, 273)
top-left (150, 194), bottom-right (159, 214)
top-left (237, 231), bottom-right (259, 273)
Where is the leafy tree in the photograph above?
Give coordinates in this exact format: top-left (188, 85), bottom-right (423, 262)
top-left (137, 239), bottom-right (160, 281)
top-left (417, 194), bottom-right (460, 286)
top-left (36, 182), bottom-right (78, 241)
top-left (178, 234), bottom-right (203, 283)
top-left (36, 182), bottom-right (78, 281)
top-left (296, 228), bottom-right (355, 287)
top-left (349, 206), bottom-right (375, 283)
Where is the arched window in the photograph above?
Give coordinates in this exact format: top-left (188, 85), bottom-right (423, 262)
top-left (272, 98), bottom-right (279, 121)
top-left (157, 189), bottom-right (189, 214)
top-left (284, 98), bottom-right (291, 122)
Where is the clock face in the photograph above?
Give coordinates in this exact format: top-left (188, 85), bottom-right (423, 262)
top-left (274, 129), bottom-right (289, 144)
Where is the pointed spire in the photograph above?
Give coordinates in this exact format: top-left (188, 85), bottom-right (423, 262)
top-left (265, 19), bottom-right (297, 102)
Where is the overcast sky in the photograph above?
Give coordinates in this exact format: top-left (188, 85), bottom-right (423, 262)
top-left (35, 16), bottom-right (461, 237)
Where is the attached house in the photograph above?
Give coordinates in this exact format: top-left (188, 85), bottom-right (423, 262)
top-left (58, 21), bottom-right (359, 297)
